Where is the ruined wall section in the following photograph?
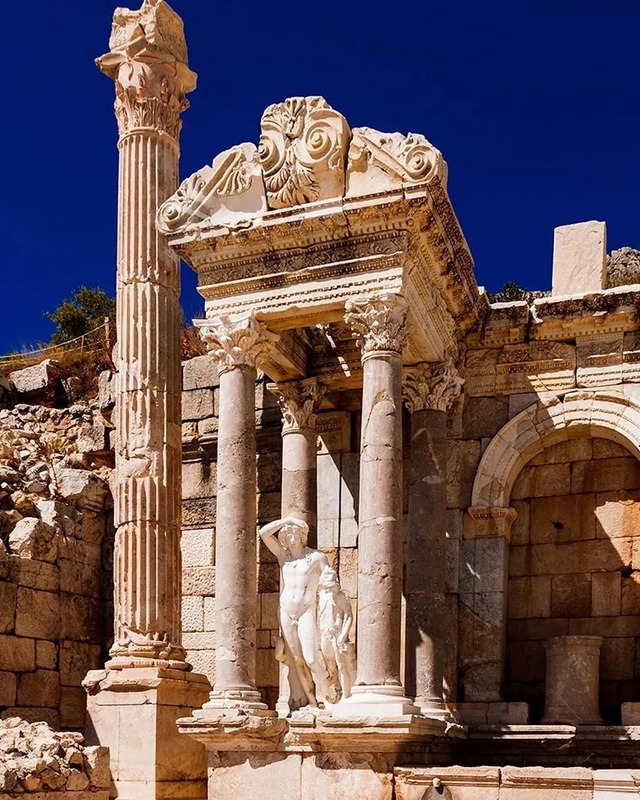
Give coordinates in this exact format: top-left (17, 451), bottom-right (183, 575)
top-left (0, 404), bottom-right (113, 730)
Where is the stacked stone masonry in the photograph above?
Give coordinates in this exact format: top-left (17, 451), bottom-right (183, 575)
top-left (0, 405), bottom-right (113, 732)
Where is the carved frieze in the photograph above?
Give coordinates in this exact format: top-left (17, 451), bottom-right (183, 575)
top-left (97, 0), bottom-right (197, 140)
top-left (200, 313), bottom-right (278, 372)
top-left (344, 293), bottom-right (408, 356)
top-left (403, 361), bottom-right (464, 414)
top-left (258, 96), bottom-right (350, 209)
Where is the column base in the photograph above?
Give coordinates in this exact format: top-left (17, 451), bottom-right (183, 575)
top-left (195, 687), bottom-right (276, 718)
top-left (416, 696), bottom-right (454, 721)
top-left (84, 666), bottom-right (211, 800)
top-left (331, 685), bottom-right (420, 718)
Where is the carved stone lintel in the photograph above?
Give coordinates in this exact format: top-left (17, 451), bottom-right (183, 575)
top-left (258, 96), bottom-right (350, 210)
top-left (344, 293), bottom-right (407, 357)
top-left (403, 361), bottom-right (464, 414)
top-left (200, 313), bottom-right (278, 372)
top-left (97, 0), bottom-right (197, 140)
top-left (269, 378), bottom-right (325, 433)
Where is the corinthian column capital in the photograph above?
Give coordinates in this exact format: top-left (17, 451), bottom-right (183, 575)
top-left (403, 360), bottom-right (464, 414)
top-left (269, 378), bottom-right (325, 434)
top-left (200, 313), bottom-right (278, 373)
top-left (97, 0), bottom-right (197, 140)
top-left (344, 292), bottom-right (407, 358)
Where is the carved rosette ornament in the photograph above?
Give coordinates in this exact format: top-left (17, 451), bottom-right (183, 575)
top-left (344, 293), bottom-right (408, 357)
top-left (269, 379), bottom-right (325, 433)
top-left (97, 0), bottom-right (197, 141)
top-left (258, 96), bottom-right (350, 209)
top-left (200, 313), bottom-right (278, 372)
top-left (403, 361), bottom-right (464, 414)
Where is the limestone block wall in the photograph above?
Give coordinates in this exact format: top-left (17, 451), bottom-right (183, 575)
top-left (506, 436), bottom-right (640, 723)
top-left (0, 405), bottom-right (114, 730)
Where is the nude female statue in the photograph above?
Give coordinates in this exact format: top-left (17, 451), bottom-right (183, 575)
top-left (318, 566), bottom-right (356, 701)
top-left (259, 516), bottom-right (332, 708)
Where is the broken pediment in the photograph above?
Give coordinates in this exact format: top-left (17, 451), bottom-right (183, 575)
top-left (157, 96), bottom-right (449, 235)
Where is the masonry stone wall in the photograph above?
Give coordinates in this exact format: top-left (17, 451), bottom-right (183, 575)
top-left (0, 405), bottom-right (113, 731)
top-left (506, 436), bottom-right (640, 723)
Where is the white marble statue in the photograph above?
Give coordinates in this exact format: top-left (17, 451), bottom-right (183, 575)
top-left (259, 516), bottom-right (356, 711)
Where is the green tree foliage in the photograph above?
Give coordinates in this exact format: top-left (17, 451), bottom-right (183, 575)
top-left (46, 286), bottom-right (116, 345)
top-left (487, 281), bottom-right (544, 304)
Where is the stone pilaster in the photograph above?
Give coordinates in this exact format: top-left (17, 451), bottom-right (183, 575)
top-left (198, 313), bottom-right (277, 714)
top-left (97, 0), bottom-right (197, 670)
top-left (85, 7), bottom-right (210, 800)
top-left (337, 293), bottom-right (417, 716)
top-left (269, 378), bottom-right (324, 716)
top-left (402, 362), bottom-right (463, 718)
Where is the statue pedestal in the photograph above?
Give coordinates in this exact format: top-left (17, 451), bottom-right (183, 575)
top-left (177, 711), bottom-right (459, 800)
top-left (542, 636), bottom-right (603, 725)
top-left (84, 668), bottom-right (211, 800)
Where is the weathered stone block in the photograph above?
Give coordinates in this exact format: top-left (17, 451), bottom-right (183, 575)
top-left (17, 669), bottom-right (60, 707)
top-left (182, 596), bottom-right (204, 632)
top-left (60, 594), bottom-right (101, 641)
top-left (256, 647), bottom-right (279, 688)
top-left (183, 497), bottom-right (217, 527)
top-left (530, 494), bottom-right (596, 544)
top-left (591, 571), bottom-right (621, 617)
top-left (572, 457), bottom-right (640, 494)
top-left (552, 220), bottom-right (606, 297)
top-left (15, 588), bottom-right (60, 639)
top-left (0, 671), bottom-right (16, 706)
top-left (9, 359), bottom-right (64, 395)
top-left (60, 640), bottom-right (101, 686)
top-left (532, 463), bottom-right (571, 497)
top-left (0, 635), bottom-right (35, 672)
top-left (601, 636), bottom-right (635, 681)
top-left (182, 565), bottom-right (215, 595)
top-left (36, 640), bottom-right (57, 670)
top-left (508, 575), bottom-right (551, 620)
top-left (8, 518), bottom-right (57, 563)
top-left (463, 396), bottom-right (509, 439)
top-left (182, 460), bottom-right (216, 500)
top-left (181, 527), bottom-right (215, 567)
top-left (182, 388), bottom-right (215, 421)
top-left (0, 582), bottom-right (16, 633)
top-left (260, 592), bottom-right (279, 630)
top-left (550, 574), bottom-right (591, 618)
top-left (182, 355), bottom-right (218, 391)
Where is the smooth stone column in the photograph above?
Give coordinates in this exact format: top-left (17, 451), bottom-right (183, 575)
top-left (270, 378), bottom-right (324, 716)
top-left (403, 362), bottom-right (463, 719)
top-left (97, 0), bottom-right (197, 673)
top-left (199, 313), bottom-right (277, 714)
top-left (338, 293), bottom-right (417, 716)
top-left (542, 635), bottom-right (603, 725)
top-left (271, 378), bottom-right (324, 546)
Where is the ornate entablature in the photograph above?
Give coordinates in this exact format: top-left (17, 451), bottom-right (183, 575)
top-left (158, 96), bottom-right (487, 385)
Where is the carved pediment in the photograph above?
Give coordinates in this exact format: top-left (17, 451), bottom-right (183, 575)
top-left (157, 143), bottom-right (266, 234)
top-left (157, 96), bottom-right (452, 235)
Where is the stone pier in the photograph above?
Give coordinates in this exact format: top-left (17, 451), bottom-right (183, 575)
top-left (403, 362), bottom-right (463, 718)
top-left (84, 4), bottom-right (209, 799)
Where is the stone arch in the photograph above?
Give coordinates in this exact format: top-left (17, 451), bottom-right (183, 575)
top-left (471, 389), bottom-right (640, 509)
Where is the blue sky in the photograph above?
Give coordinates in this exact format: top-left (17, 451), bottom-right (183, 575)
top-left (1, 0), bottom-right (638, 353)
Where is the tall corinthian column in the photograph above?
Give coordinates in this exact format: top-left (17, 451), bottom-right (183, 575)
top-left (199, 313), bottom-right (277, 714)
top-left (97, 0), bottom-right (197, 669)
top-left (339, 293), bottom-right (417, 717)
top-left (403, 362), bottom-right (463, 718)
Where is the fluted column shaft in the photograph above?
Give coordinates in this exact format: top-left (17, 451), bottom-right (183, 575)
top-left (200, 314), bottom-right (276, 711)
top-left (403, 362), bottom-right (463, 716)
top-left (98, 8), bottom-right (197, 669)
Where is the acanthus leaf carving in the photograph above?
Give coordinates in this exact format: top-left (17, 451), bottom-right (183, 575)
top-left (97, 0), bottom-right (197, 139)
top-left (157, 143), bottom-right (266, 234)
top-left (402, 360), bottom-right (464, 414)
top-left (269, 379), bottom-right (325, 433)
top-left (344, 293), bottom-right (408, 356)
top-left (258, 96), bottom-right (351, 210)
top-left (200, 313), bottom-right (278, 372)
